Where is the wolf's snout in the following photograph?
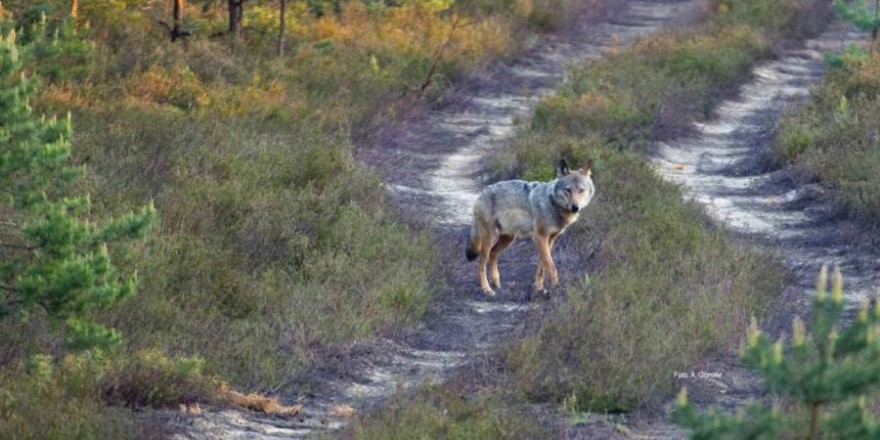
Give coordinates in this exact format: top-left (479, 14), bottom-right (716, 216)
top-left (571, 205), bottom-right (580, 213)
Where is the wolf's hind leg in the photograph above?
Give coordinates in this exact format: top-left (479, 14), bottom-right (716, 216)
top-left (477, 219), bottom-right (497, 295)
top-left (489, 234), bottom-right (514, 289)
top-left (547, 233), bottom-right (560, 286)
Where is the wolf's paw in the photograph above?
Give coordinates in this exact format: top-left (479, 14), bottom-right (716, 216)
top-left (481, 286), bottom-right (496, 297)
top-left (490, 278), bottom-right (502, 289)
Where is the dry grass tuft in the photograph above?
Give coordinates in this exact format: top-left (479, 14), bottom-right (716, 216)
top-left (329, 404), bottom-right (356, 418)
top-left (214, 387), bottom-right (303, 415)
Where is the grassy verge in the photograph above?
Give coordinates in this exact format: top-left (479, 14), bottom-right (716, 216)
top-left (0, 0), bottom-right (595, 437)
top-left (776, 54), bottom-right (880, 224)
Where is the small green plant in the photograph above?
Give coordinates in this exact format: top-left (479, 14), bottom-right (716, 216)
top-left (673, 266), bottom-right (880, 439)
top-left (823, 43), bottom-right (868, 68)
top-left (0, 28), bottom-right (155, 351)
top-left (20, 13), bottom-right (95, 81)
top-left (561, 391), bottom-right (592, 425)
top-left (834, 0), bottom-right (880, 57)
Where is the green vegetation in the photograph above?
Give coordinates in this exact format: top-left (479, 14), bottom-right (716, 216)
top-left (493, 0), bottom-right (825, 412)
top-left (0, 348), bottom-right (218, 439)
top-left (674, 267), bottom-right (880, 440)
top-left (514, 26), bottom-right (767, 176)
top-left (775, 1), bottom-right (880, 224)
top-left (833, 0), bottom-right (880, 56)
top-left (340, 1), bottom-right (826, 435)
top-left (0, 353), bottom-right (140, 439)
top-left (503, 0), bottom-right (827, 171)
top-left (503, 139), bottom-right (781, 411)
top-left (1, 0), bottom-right (598, 437)
top-left (0, 27), bottom-right (155, 352)
top-left (776, 52), bottom-right (880, 224)
top-left (343, 383), bottom-right (549, 440)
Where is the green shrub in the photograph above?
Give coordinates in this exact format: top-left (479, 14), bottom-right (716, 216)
top-left (776, 123), bottom-right (814, 162)
top-left (674, 267), bottom-right (880, 440)
top-left (0, 354), bottom-right (139, 440)
top-left (775, 55), bottom-right (880, 223)
top-left (833, 0), bottom-right (880, 56)
top-left (100, 349), bottom-right (213, 409)
top-left (709, 0), bottom-right (827, 39)
top-left (56, 108), bottom-right (437, 387)
top-left (0, 27), bottom-right (155, 351)
top-left (18, 16), bottom-right (95, 80)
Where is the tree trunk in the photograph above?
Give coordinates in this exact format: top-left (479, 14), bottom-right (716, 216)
top-left (872, 26), bottom-right (877, 58)
top-left (278, 0), bottom-right (286, 56)
top-left (228, 0), bottom-right (242, 37)
top-left (808, 402), bottom-right (820, 440)
top-left (171, 0), bottom-right (184, 41)
top-left (70, 0), bottom-right (78, 19)
top-left (418, 15), bottom-right (464, 96)
top-left (873, 0), bottom-right (878, 57)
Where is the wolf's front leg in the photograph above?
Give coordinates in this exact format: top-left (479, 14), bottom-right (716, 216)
top-left (547, 233), bottom-right (560, 286)
top-left (548, 266), bottom-right (559, 286)
top-left (546, 255), bottom-right (559, 287)
top-left (479, 255), bottom-right (494, 295)
top-left (478, 243), bottom-right (496, 296)
top-left (533, 235), bottom-right (553, 292)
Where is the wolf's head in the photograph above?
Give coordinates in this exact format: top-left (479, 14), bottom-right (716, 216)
top-left (552, 159), bottom-right (595, 213)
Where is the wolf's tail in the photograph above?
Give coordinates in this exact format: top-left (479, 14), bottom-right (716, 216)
top-left (465, 219), bottom-right (480, 262)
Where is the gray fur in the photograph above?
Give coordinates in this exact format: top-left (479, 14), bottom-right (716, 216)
top-left (466, 162), bottom-right (595, 295)
top-left (478, 172), bottom-right (594, 238)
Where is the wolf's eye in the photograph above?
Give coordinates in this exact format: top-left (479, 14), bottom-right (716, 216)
top-left (564, 188), bottom-right (571, 194)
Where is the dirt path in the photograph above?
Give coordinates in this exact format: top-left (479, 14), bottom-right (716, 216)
top-left (653, 21), bottom-right (870, 316)
top-left (161, 1), bottom-right (699, 438)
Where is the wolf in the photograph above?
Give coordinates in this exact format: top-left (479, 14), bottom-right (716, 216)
top-left (466, 159), bottom-right (594, 295)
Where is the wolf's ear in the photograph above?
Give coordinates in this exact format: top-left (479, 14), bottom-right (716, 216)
top-left (581, 158), bottom-right (593, 177)
top-left (557, 159), bottom-right (571, 178)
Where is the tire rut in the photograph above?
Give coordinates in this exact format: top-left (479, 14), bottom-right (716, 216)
top-left (653, 21), bottom-right (870, 316)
